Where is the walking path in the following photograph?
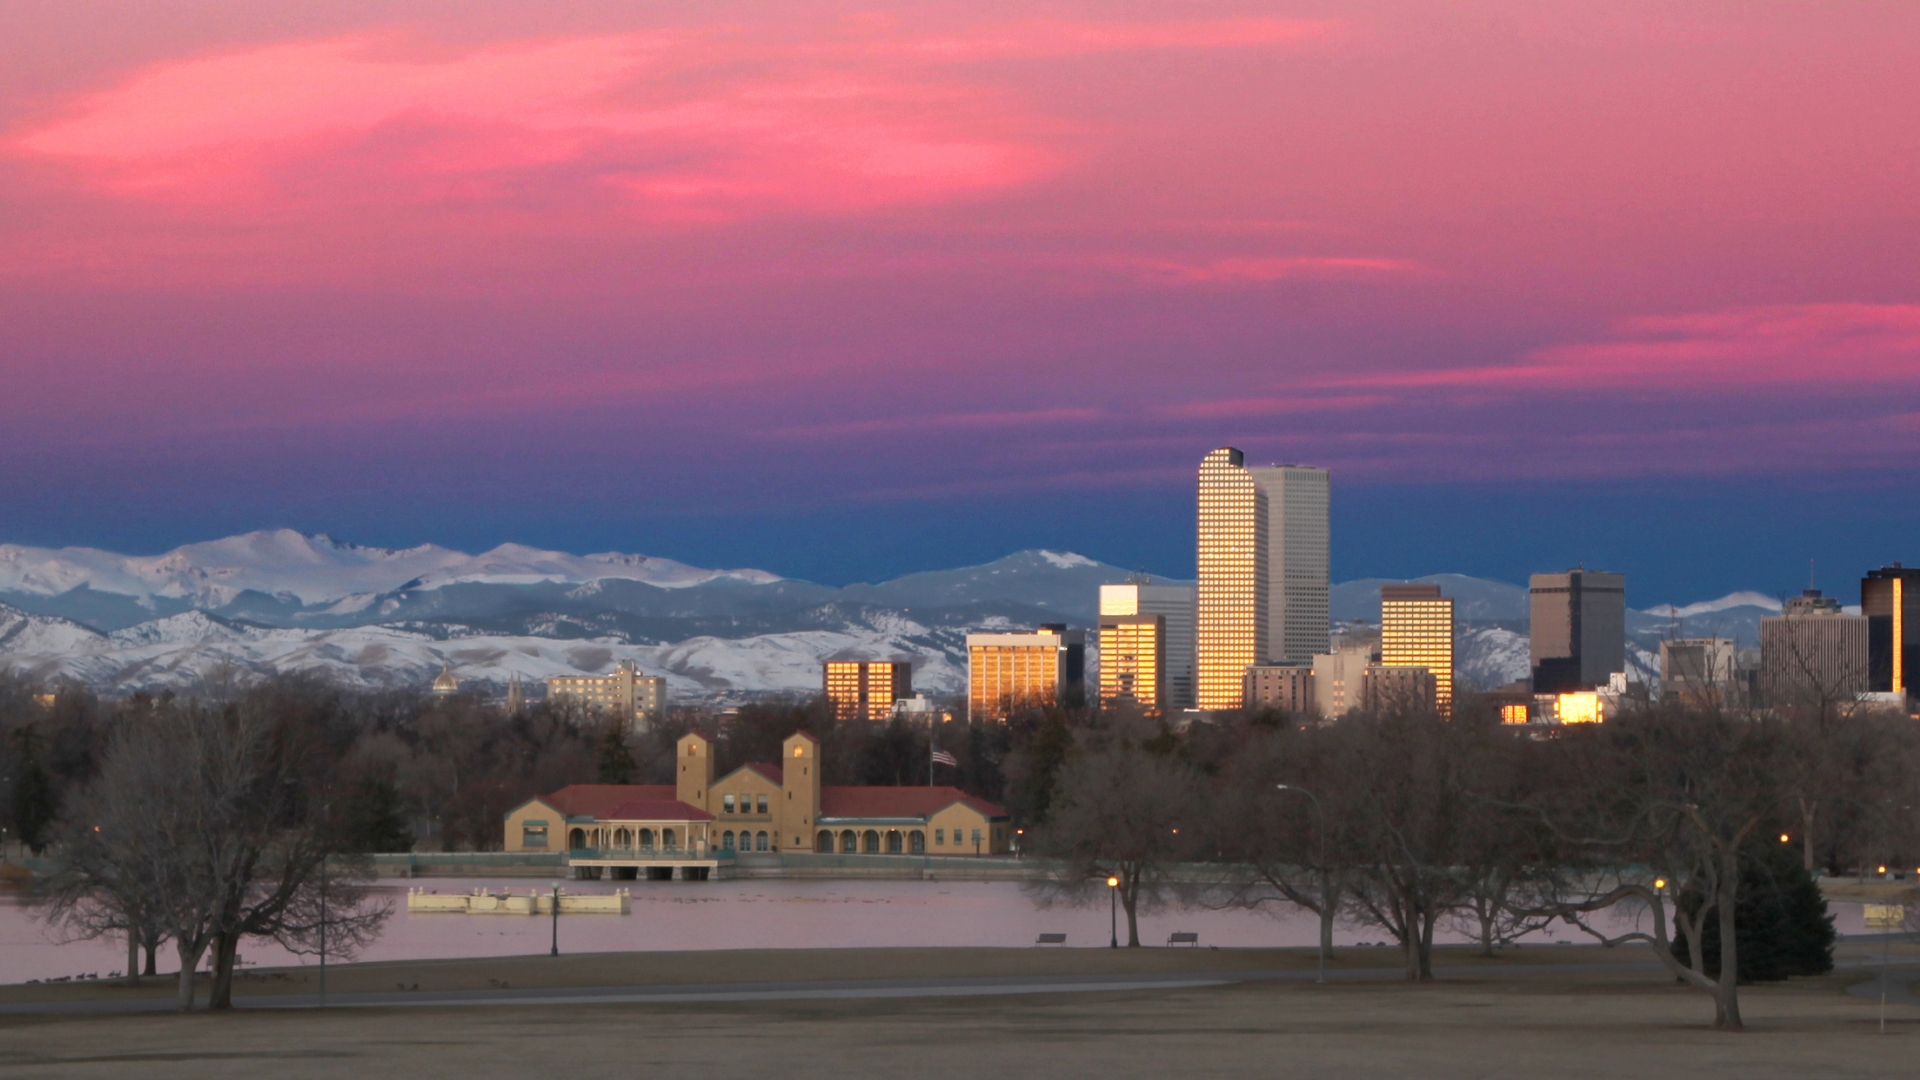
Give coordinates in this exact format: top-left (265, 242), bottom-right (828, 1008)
top-left (0, 960), bottom-right (1675, 1017)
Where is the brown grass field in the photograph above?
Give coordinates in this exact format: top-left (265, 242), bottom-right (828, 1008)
top-left (1, 941), bottom-right (1916, 1079)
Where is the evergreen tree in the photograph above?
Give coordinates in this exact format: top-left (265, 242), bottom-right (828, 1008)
top-left (1672, 837), bottom-right (1836, 982)
top-left (10, 728), bottom-right (55, 854)
top-left (338, 773), bottom-right (415, 853)
top-left (596, 719), bottom-right (635, 784)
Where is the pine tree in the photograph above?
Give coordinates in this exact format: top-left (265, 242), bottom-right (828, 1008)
top-left (339, 773), bottom-right (415, 853)
top-left (596, 719), bottom-right (635, 784)
top-left (1672, 837), bottom-right (1836, 982)
top-left (9, 728), bottom-right (55, 854)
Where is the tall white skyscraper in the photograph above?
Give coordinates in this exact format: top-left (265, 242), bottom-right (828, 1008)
top-left (1100, 581), bottom-right (1197, 709)
top-left (1247, 464), bottom-right (1330, 664)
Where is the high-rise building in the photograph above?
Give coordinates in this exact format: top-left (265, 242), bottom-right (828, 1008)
top-left (1247, 464), bottom-right (1330, 664)
top-left (1761, 589), bottom-right (1867, 706)
top-left (1863, 565), bottom-right (1920, 698)
top-left (1659, 638), bottom-right (1736, 709)
top-left (966, 625), bottom-right (1085, 722)
top-left (1379, 583), bottom-right (1454, 715)
top-left (822, 658), bottom-right (913, 723)
top-left (1529, 569), bottom-right (1626, 693)
top-left (1098, 615), bottom-right (1165, 714)
top-left (1196, 448), bottom-right (1267, 710)
top-left (1100, 582), bottom-right (1196, 708)
top-left (548, 660), bottom-right (668, 726)
top-left (1311, 643), bottom-right (1375, 718)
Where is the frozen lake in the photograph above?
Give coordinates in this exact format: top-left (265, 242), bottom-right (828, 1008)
top-left (0, 877), bottom-right (1878, 985)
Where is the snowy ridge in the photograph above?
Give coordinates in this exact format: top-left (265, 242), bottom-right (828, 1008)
top-left (0, 529), bottom-right (781, 607)
top-left (1643, 591), bottom-right (1782, 619)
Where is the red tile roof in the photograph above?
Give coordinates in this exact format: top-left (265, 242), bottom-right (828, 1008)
top-left (541, 784), bottom-right (675, 819)
top-left (820, 786), bottom-right (1007, 820)
top-left (741, 762), bottom-right (783, 785)
top-left (603, 800), bottom-right (715, 823)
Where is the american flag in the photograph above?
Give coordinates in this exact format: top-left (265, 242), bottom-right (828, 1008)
top-left (931, 748), bottom-right (959, 768)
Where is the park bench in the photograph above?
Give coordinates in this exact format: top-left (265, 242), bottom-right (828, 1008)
top-left (1167, 932), bottom-right (1199, 947)
top-left (1035, 933), bottom-right (1067, 946)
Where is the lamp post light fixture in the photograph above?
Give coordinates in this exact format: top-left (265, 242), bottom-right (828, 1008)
top-left (1275, 784), bottom-right (1329, 984)
top-left (550, 882), bottom-right (561, 957)
top-left (1107, 875), bottom-right (1120, 948)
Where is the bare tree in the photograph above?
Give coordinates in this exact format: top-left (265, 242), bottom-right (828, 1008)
top-left (1532, 704), bottom-right (1790, 1030)
top-left (38, 698), bottom-right (389, 1010)
top-left (1209, 723), bottom-right (1347, 964)
top-left (1026, 718), bottom-right (1201, 946)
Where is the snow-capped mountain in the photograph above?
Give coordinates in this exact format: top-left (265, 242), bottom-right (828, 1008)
top-left (0, 529), bottom-right (780, 628)
top-left (0, 530), bottom-right (1804, 701)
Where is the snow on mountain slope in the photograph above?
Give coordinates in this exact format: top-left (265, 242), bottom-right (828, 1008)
top-left (2, 620), bottom-right (963, 700)
top-left (0, 529), bottom-right (780, 608)
top-left (1454, 627), bottom-right (1531, 691)
top-left (1642, 591), bottom-right (1781, 618)
top-left (0, 604), bottom-right (105, 655)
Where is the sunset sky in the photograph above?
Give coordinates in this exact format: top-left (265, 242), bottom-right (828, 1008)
top-left (4, 1), bottom-right (1917, 600)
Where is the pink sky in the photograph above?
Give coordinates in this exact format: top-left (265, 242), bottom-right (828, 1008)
top-left (3, 0), bottom-right (1918, 527)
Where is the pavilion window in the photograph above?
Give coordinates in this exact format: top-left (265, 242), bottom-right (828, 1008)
top-left (757, 794), bottom-right (769, 814)
top-left (724, 794), bottom-right (736, 813)
top-left (723, 831), bottom-right (735, 849)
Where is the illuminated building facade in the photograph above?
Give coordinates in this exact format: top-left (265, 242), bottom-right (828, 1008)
top-left (1760, 589), bottom-right (1868, 705)
top-left (1379, 583), bottom-right (1454, 715)
top-left (1247, 464), bottom-right (1330, 664)
top-left (1100, 582), bottom-right (1196, 708)
top-left (1196, 447), bottom-right (1268, 710)
top-left (1863, 565), bottom-right (1920, 699)
top-left (1098, 615), bottom-right (1166, 714)
top-left (548, 660), bottom-right (667, 727)
top-left (966, 625), bottom-right (1085, 722)
top-left (1529, 569), bottom-right (1626, 693)
top-left (822, 658), bottom-right (914, 723)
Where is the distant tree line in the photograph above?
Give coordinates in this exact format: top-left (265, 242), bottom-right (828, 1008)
top-left (3, 666), bottom-right (1904, 1025)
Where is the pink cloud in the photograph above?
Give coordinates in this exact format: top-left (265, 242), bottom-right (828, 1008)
top-left (1162, 395), bottom-right (1389, 419)
top-left (12, 33), bottom-right (1052, 220)
top-left (1078, 254), bottom-right (1421, 286)
top-left (1321, 304), bottom-right (1920, 392)
top-left (775, 407), bottom-right (1103, 439)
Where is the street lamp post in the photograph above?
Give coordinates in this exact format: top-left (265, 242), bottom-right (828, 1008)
top-left (318, 852), bottom-right (328, 1006)
top-left (1107, 875), bottom-right (1120, 948)
top-left (1276, 784), bottom-right (1328, 984)
top-left (550, 882), bottom-right (561, 956)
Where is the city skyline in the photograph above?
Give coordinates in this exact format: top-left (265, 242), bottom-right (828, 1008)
top-left (3, 2), bottom-right (1917, 603)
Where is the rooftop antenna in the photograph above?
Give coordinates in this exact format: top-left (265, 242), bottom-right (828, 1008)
top-left (1809, 558), bottom-right (1816, 592)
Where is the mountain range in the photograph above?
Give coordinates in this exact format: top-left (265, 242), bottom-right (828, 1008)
top-left (0, 530), bottom-right (1796, 701)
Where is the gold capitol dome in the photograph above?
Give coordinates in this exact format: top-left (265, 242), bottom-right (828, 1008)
top-left (430, 663), bottom-right (459, 696)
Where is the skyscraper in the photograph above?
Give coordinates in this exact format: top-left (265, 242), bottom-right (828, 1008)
top-left (1379, 583), bottom-right (1454, 715)
top-left (1196, 448), bottom-right (1267, 710)
top-left (1761, 590), bottom-right (1868, 707)
top-left (1247, 465), bottom-right (1330, 664)
top-left (1529, 569), bottom-right (1626, 693)
top-left (1659, 638), bottom-right (1736, 709)
top-left (822, 657), bottom-right (913, 723)
top-left (1863, 565), bottom-right (1920, 697)
top-left (1100, 582), bottom-right (1196, 708)
top-left (1098, 614), bottom-right (1166, 714)
top-left (966, 625), bottom-right (1085, 722)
